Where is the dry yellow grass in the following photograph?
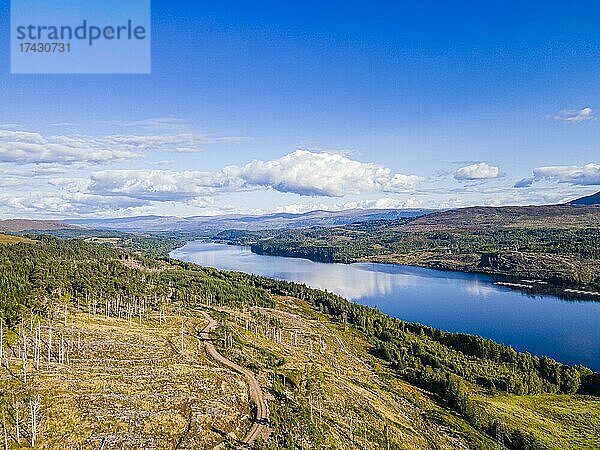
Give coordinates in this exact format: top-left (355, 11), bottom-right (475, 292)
top-left (1, 307), bottom-right (251, 449)
top-left (215, 296), bottom-right (494, 449)
top-left (222, 297), bottom-right (599, 450)
top-left (0, 234), bottom-right (35, 245)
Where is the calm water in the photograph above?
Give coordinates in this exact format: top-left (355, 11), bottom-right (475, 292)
top-left (171, 242), bottom-right (600, 370)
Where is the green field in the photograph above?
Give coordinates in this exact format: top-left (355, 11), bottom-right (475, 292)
top-left (477, 394), bottom-right (600, 449)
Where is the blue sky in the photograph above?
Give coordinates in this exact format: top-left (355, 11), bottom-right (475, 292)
top-left (1, 0), bottom-right (600, 218)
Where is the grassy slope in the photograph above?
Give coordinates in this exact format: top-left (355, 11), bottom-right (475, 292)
top-left (0, 234), bottom-right (35, 245)
top-left (0, 307), bottom-right (251, 449)
top-left (215, 296), bottom-right (494, 449)
top-left (212, 295), bottom-right (600, 449)
top-left (2, 294), bottom-right (598, 449)
top-left (1, 296), bottom-right (493, 449)
top-left (477, 394), bottom-right (600, 449)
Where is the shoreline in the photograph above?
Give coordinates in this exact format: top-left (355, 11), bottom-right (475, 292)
top-left (170, 240), bottom-right (600, 371)
top-left (247, 244), bottom-right (600, 303)
top-left (173, 240), bottom-right (600, 303)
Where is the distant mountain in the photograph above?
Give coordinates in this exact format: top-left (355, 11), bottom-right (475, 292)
top-left (66, 209), bottom-right (432, 232)
top-left (0, 219), bottom-right (79, 232)
top-left (569, 191), bottom-right (600, 206)
top-left (399, 204), bottom-right (600, 232)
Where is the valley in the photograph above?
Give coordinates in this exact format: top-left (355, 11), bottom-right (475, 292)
top-left (0, 235), bottom-right (598, 448)
top-left (221, 205), bottom-right (600, 291)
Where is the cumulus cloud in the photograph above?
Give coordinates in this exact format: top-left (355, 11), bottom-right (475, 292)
top-left (532, 163), bottom-right (600, 185)
top-left (454, 162), bottom-right (501, 180)
top-left (86, 150), bottom-right (423, 201)
top-left (237, 150), bottom-right (422, 197)
top-left (0, 135), bottom-right (426, 215)
top-left (553, 107), bottom-right (595, 123)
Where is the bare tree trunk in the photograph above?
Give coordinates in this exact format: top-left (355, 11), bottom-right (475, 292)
top-left (34, 321), bottom-right (41, 370)
top-left (180, 320), bottom-right (185, 353)
top-left (30, 396), bottom-right (41, 448)
top-left (385, 423), bottom-right (390, 450)
top-left (47, 322), bottom-right (52, 368)
top-left (22, 339), bottom-right (27, 384)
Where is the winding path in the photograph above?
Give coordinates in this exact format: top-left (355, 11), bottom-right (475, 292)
top-left (197, 311), bottom-right (270, 448)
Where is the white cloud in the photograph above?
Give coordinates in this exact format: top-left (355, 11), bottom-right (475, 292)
top-left (272, 197), bottom-right (423, 214)
top-left (454, 162), bottom-right (500, 180)
top-left (86, 150), bottom-right (423, 201)
top-left (104, 133), bottom-right (247, 150)
top-left (0, 130), bottom-right (46, 143)
top-left (341, 197), bottom-right (423, 209)
top-left (0, 130), bottom-right (140, 165)
top-left (532, 163), bottom-right (600, 185)
top-left (123, 117), bottom-right (187, 130)
top-left (553, 107), bottom-right (595, 123)
top-left (88, 169), bottom-right (244, 201)
top-left (0, 128), bottom-right (249, 166)
top-left (0, 191), bottom-right (149, 217)
top-left (237, 150), bottom-right (422, 197)
top-left (272, 203), bottom-right (331, 214)
top-left (0, 166), bottom-right (67, 178)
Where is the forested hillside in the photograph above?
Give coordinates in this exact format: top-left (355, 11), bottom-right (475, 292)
top-left (224, 205), bottom-right (600, 290)
top-left (0, 236), bottom-right (598, 448)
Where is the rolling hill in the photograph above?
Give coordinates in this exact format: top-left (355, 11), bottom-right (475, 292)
top-left (569, 191), bottom-right (600, 206)
top-left (230, 204), bottom-right (600, 290)
top-left (65, 209), bottom-right (432, 232)
top-left (398, 204), bottom-right (600, 232)
top-left (0, 219), bottom-right (79, 232)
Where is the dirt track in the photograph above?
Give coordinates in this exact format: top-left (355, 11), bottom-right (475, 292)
top-left (198, 311), bottom-right (270, 448)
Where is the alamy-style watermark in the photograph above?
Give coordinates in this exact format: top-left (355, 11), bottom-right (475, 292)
top-left (11, 0), bottom-right (151, 74)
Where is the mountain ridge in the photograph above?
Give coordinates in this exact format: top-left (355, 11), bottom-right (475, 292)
top-left (569, 191), bottom-right (600, 206)
top-left (65, 208), bottom-right (433, 232)
top-left (399, 204), bottom-right (600, 232)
